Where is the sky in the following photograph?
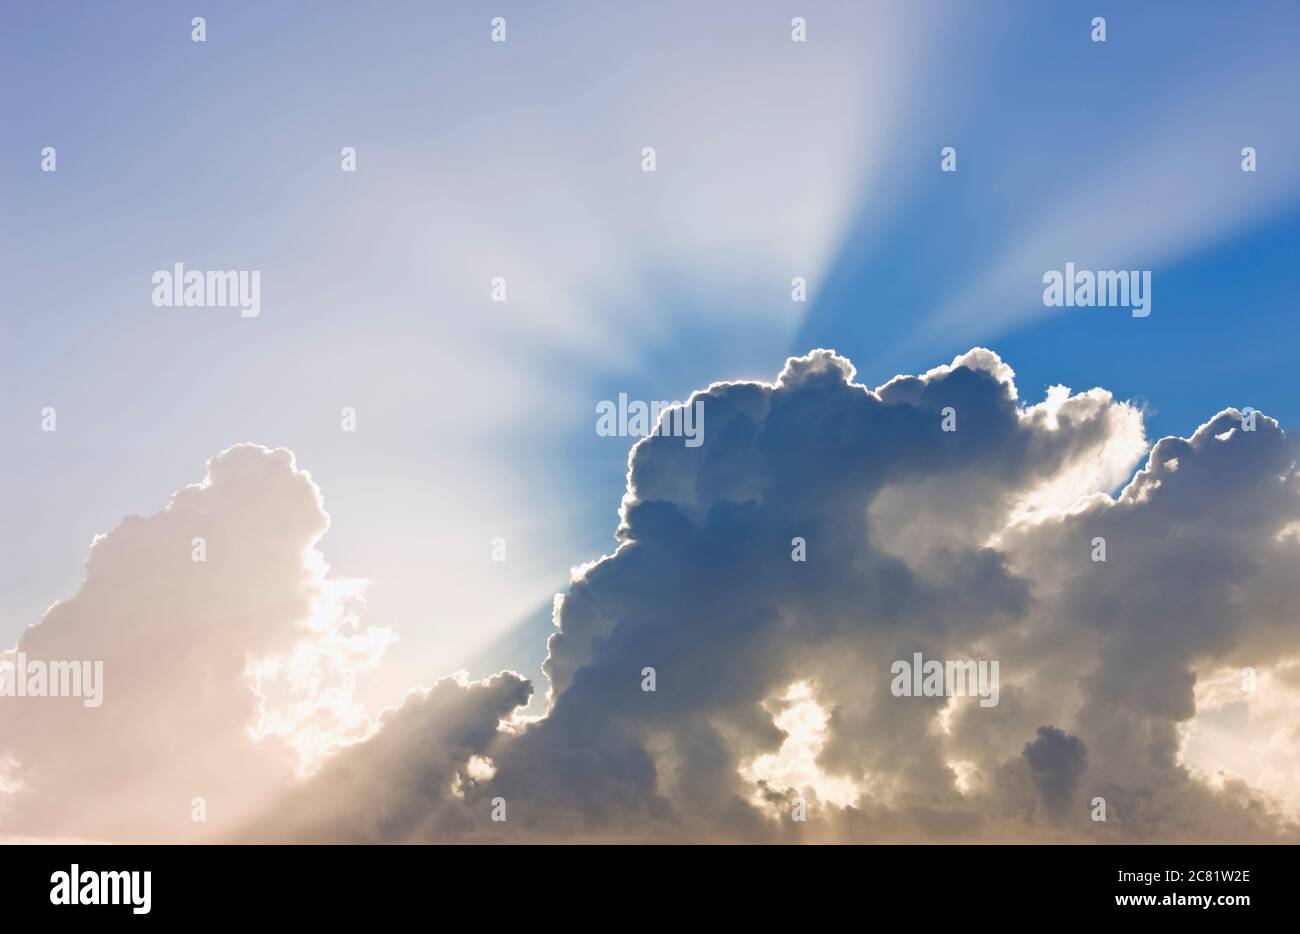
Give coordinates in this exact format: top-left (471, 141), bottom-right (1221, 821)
top-left (1, 1), bottom-right (1298, 843)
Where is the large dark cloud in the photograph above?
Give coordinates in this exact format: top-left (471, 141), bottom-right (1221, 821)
top-left (258, 348), bottom-right (1300, 842)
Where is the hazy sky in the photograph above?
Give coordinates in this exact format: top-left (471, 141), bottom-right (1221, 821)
top-left (3, 1), bottom-right (907, 707)
top-left (2, 2), bottom-right (1298, 842)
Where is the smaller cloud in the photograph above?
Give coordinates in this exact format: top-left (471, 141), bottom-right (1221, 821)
top-left (0, 444), bottom-right (392, 841)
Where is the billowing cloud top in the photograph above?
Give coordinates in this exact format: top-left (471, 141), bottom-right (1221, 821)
top-left (4, 350), bottom-right (1299, 843)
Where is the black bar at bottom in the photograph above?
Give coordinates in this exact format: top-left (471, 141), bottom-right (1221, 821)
top-left (1, 843), bottom-right (1289, 921)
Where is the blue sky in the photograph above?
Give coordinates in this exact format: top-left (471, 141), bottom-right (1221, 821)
top-left (3, 0), bottom-right (1298, 714)
top-left (797, 1), bottom-right (1300, 444)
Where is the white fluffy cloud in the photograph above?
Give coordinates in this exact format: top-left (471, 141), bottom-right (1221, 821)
top-left (0, 444), bottom-right (391, 841)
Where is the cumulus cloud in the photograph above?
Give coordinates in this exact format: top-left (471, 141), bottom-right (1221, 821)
top-left (0, 444), bottom-right (391, 842)
top-left (8, 351), bottom-right (1300, 843)
top-left (257, 348), bottom-right (1300, 843)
